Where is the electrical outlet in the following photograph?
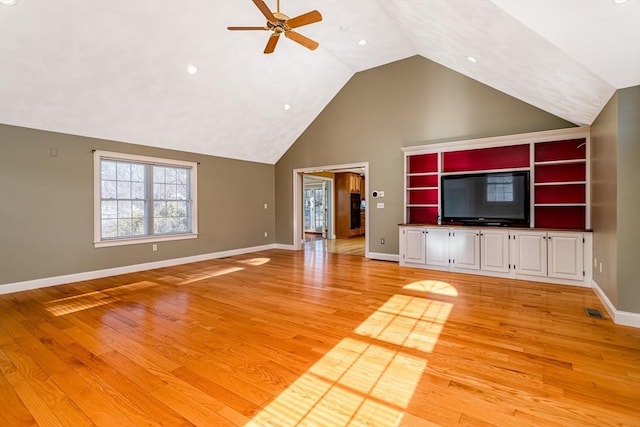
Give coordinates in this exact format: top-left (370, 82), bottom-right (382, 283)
top-left (599, 262), bottom-right (603, 273)
top-left (264, 203), bottom-right (268, 209)
top-left (380, 237), bottom-right (385, 244)
top-left (152, 244), bottom-right (157, 251)
top-left (264, 232), bottom-right (268, 238)
top-left (594, 257), bottom-right (597, 268)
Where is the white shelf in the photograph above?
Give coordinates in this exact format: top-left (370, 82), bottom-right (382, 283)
top-left (534, 159), bottom-right (585, 166)
top-left (534, 181), bottom-right (586, 186)
top-left (407, 172), bottom-right (438, 176)
top-left (534, 203), bottom-right (586, 207)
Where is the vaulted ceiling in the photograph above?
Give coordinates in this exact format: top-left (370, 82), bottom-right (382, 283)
top-left (1, 0), bottom-right (638, 164)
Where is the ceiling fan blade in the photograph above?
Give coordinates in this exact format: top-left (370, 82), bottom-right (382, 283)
top-left (264, 33), bottom-right (280, 54)
top-left (284, 31), bottom-right (319, 50)
top-left (252, 0), bottom-right (276, 23)
top-left (227, 26), bottom-right (268, 31)
top-left (286, 10), bottom-right (322, 29)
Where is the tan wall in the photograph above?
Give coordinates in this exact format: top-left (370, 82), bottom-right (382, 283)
top-left (275, 56), bottom-right (575, 253)
top-left (0, 125), bottom-right (275, 286)
top-left (616, 86), bottom-right (640, 313)
top-left (590, 93), bottom-right (618, 306)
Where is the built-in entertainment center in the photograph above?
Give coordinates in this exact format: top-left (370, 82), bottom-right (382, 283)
top-left (399, 127), bottom-right (592, 287)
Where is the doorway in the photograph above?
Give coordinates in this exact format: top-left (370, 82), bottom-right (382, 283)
top-left (294, 163), bottom-right (369, 257)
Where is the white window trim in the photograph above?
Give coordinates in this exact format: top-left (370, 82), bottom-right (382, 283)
top-left (93, 150), bottom-right (198, 248)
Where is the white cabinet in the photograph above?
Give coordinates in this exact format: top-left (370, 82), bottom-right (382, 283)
top-left (399, 226), bottom-right (589, 287)
top-left (450, 229), bottom-right (480, 271)
top-left (512, 231), bottom-right (548, 277)
top-left (403, 227), bottom-right (426, 264)
top-left (548, 232), bottom-right (584, 281)
top-left (425, 228), bottom-right (450, 267)
top-left (480, 229), bottom-right (510, 273)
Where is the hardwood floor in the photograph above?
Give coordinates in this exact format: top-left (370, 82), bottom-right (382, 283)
top-left (0, 249), bottom-right (638, 426)
top-left (305, 234), bottom-right (365, 257)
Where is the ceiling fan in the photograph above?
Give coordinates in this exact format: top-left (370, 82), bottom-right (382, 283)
top-left (228, 0), bottom-right (323, 54)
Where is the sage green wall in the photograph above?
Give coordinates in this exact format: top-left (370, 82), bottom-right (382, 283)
top-left (275, 56), bottom-right (575, 253)
top-left (0, 124), bottom-right (275, 286)
top-left (591, 93), bottom-right (618, 306)
top-left (591, 85), bottom-right (640, 314)
top-left (616, 86), bottom-right (640, 313)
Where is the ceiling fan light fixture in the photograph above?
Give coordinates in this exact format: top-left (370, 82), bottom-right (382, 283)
top-left (187, 65), bottom-right (198, 75)
top-left (283, 103), bottom-right (291, 110)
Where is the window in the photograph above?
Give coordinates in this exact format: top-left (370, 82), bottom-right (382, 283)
top-left (94, 151), bottom-right (198, 247)
top-left (486, 175), bottom-right (514, 202)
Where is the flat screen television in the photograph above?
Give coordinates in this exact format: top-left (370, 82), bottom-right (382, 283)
top-left (441, 171), bottom-right (530, 226)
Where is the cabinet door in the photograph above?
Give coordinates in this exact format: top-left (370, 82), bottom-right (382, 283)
top-left (451, 229), bottom-right (480, 270)
top-left (513, 231), bottom-right (547, 276)
top-left (548, 232), bottom-right (584, 280)
top-left (402, 228), bottom-right (426, 264)
top-left (480, 229), bottom-right (510, 273)
top-left (425, 228), bottom-right (450, 267)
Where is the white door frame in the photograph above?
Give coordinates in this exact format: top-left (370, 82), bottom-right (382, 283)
top-left (293, 162), bottom-right (369, 257)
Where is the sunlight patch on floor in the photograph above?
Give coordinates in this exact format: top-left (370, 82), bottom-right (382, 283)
top-left (176, 266), bottom-right (245, 285)
top-left (355, 295), bottom-right (452, 353)
top-left (246, 338), bottom-right (426, 427)
top-left (248, 290), bottom-right (454, 426)
top-left (403, 280), bottom-right (458, 297)
top-left (237, 257), bottom-right (271, 266)
top-left (44, 281), bottom-right (159, 316)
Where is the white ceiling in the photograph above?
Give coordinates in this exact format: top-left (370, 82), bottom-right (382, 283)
top-left (1, 0), bottom-right (638, 164)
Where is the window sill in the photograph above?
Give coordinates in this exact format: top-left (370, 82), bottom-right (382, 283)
top-left (94, 233), bottom-right (198, 248)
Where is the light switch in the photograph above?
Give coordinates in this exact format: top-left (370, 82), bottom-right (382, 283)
top-left (376, 202), bottom-right (384, 209)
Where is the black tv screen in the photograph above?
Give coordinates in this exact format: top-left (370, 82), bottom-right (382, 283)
top-left (441, 171), bottom-right (530, 226)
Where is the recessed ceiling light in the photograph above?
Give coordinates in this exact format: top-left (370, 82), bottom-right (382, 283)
top-left (467, 56), bottom-right (478, 63)
top-left (187, 65), bottom-right (198, 75)
top-left (358, 39), bottom-right (367, 46)
top-left (283, 103), bottom-right (291, 111)
top-left (0, 0), bottom-right (18, 5)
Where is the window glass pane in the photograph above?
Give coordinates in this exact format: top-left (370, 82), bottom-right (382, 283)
top-left (153, 183), bottom-right (165, 199)
top-left (153, 166), bottom-right (165, 183)
top-left (117, 162), bottom-right (131, 181)
top-left (101, 201), bottom-right (118, 219)
top-left (117, 219), bottom-right (132, 237)
top-left (131, 164), bottom-right (145, 182)
top-left (102, 219), bottom-right (117, 238)
top-left (117, 181), bottom-right (131, 199)
top-left (165, 168), bottom-right (176, 183)
top-left (166, 184), bottom-right (178, 200)
top-left (132, 201), bottom-right (145, 218)
top-left (176, 184), bottom-right (187, 200)
top-left (117, 200), bottom-right (132, 218)
top-left (102, 180), bottom-right (117, 199)
top-left (176, 169), bottom-right (187, 185)
top-left (101, 161), bottom-right (117, 180)
top-left (132, 182), bottom-right (145, 199)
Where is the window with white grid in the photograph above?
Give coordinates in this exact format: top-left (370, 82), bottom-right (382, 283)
top-left (94, 151), bottom-right (198, 247)
top-left (486, 175), bottom-right (514, 202)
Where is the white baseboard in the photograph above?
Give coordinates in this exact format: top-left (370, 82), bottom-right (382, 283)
top-left (592, 279), bottom-right (640, 328)
top-left (0, 244), bottom-right (278, 296)
top-left (368, 252), bottom-right (399, 262)
top-left (274, 243), bottom-right (296, 250)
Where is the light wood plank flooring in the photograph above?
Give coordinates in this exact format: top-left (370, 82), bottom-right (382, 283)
top-left (0, 250), bottom-right (638, 426)
top-left (305, 234), bottom-right (365, 257)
